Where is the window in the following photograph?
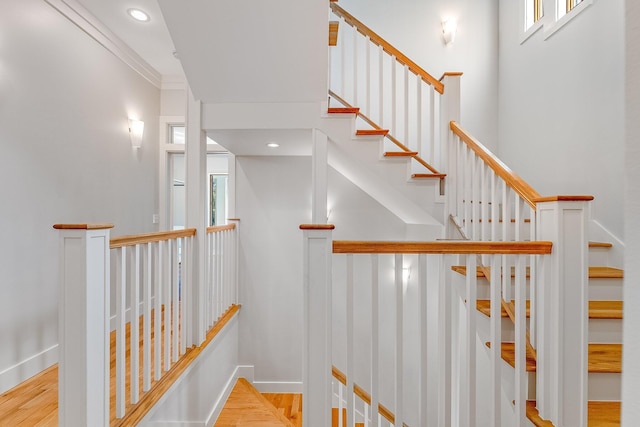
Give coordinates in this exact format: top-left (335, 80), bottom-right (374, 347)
top-left (522, 0), bottom-right (594, 42)
top-left (566, 0), bottom-right (583, 14)
top-left (525, 0), bottom-right (544, 32)
top-left (170, 125), bottom-right (185, 144)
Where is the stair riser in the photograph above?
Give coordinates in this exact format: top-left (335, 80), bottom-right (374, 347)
top-left (472, 277), bottom-right (622, 302)
top-left (493, 318), bottom-right (622, 344)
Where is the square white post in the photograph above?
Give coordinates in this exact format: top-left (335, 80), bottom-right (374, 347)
top-left (312, 129), bottom-right (329, 224)
top-left (301, 224), bottom-right (334, 427)
top-left (535, 196), bottom-right (592, 426)
top-left (439, 72), bottom-right (462, 237)
top-left (55, 223), bottom-right (113, 427)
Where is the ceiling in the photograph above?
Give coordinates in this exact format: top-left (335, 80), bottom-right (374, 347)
top-left (75, 0), bottom-right (183, 79)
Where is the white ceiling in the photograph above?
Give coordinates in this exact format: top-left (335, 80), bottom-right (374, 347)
top-left (75, 0), bottom-right (183, 79)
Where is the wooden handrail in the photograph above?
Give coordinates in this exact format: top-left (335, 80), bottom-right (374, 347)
top-left (450, 121), bottom-right (542, 210)
top-left (333, 240), bottom-right (552, 255)
top-left (330, 3), bottom-right (444, 94)
top-left (110, 229), bottom-right (197, 249)
top-left (114, 305), bottom-right (240, 426)
top-left (332, 366), bottom-right (404, 426)
top-left (206, 223), bottom-right (236, 234)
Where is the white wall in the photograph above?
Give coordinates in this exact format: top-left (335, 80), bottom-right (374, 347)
top-left (235, 154), bottom-right (419, 389)
top-left (338, 0), bottom-right (499, 149)
top-left (622, 0), bottom-right (640, 424)
top-left (0, 0), bottom-right (159, 392)
top-left (498, 0), bottom-right (625, 238)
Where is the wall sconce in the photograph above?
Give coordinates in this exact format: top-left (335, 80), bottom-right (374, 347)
top-left (442, 18), bottom-right (457, 46)
top-left (129, 118), bottom-right (144, 149)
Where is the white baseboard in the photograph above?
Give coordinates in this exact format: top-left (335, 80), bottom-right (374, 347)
top-left (235, 365), bottom-right (255, 382)
top-left (204, 366), bottom-right (242, 427)
top-left (252, 381), bottom-right (303, 393)
top-left (0, 345), bottom-right (58, 394)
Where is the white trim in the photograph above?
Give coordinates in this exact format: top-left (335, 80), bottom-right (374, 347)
top-left (204, 365), bottom-right (242, 427)
top-left (252, 381), bottom-right (304, 393)
top-left (161, 76), bottom-right (187, 91)
top-left (544, 0), bottom-right (595, 39)
top-left (44, 0), bottom-right (162, 88)
top-left (0, 345), bottom-right (58, 394)
top-left (236, 365), bottom-right (255, 382)
top-left (520, 19), bottom-right (545, 44)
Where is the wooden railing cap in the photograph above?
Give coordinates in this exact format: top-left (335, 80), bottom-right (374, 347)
top-left (110, 228), bottom-right (197, 249)
top-left (300, 224), bottom-right (336, 230)
top-left (53, 223), bottom-right (114, 230)
top-left (206, 223), bottom-right (236, 233)
top-left (333, 240), bottom-right (553, 255)
top-left (533, 195), bottom-right (595, 203)
top-left (439, 71), bottom-right (464, 81)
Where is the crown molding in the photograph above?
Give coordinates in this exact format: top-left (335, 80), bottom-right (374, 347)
top-left (45, 0), bottom-right (162, 88)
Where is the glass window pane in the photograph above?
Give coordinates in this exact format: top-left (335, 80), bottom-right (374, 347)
top-left (171, 125), bottom-right (185, 144)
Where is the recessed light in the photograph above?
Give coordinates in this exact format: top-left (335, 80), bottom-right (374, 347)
top-left (266, 143), bottom-right (280, 148)
top-left (127, 8), bottom-right (150, 22)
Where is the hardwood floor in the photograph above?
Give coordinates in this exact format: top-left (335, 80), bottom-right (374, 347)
top-left (263, 393), bottom-right (302, 427)
top-left (215, 378), bottom-right (294, 426)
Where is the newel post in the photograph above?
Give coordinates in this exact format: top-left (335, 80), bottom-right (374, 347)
top-left (301, 224), bottom-right (334, 427)
top-left (54, 223), bottom-right (113, 427)
top-left (535, 196), bottom-right (592, 426)
top-left (439, 72), bottom-right (462, 237)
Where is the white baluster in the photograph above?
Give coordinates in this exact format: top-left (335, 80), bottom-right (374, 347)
top-left (418, 254), bottom-right (429, 426)
top-left (391, 56), bottom-right (397, 137)
top-left (404, 65), bottom-right (409, 145)
top-left (180, 237), bottom-right (187, 355)
top-left (366, 36), bottom-right (371, 116)
top-left (116, 246), bottom-right (126, 417)
top-left (154, 241), bottom-right (162, 381)
top-left (346, 254), bottom-right (354, 427)
top-left (394, 254), bottom-right (403, 427)
top-left (429, 87), bottom-right (436, 167)
top-left (143, 242), bottom-right (152, 391)
top-left (164, 239), bottom-right (171, 371)
top-left (172, 239), bottom-right (179, 362)
top-left (515, 253), bottom-right (527, 425)
top-left (371, 254), bottom-right (380, 427)
top-left (353, 28), bottom-right (358, 107)
top-left (465, 255), bottom-right (477, 427)
top-left (130, 244), bottom-right (140, 403)
top-left (489, 254), bottom-right (502, 426)
top-left (416, 75), bottom-right (423, 161)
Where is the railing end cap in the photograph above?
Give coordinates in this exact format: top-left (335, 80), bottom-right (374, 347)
top-left (533, 195), bottom-right (594, 203)
top-left (299, 224), bottom-right (335, 230)
top-left (53, 223), bottom-right (114, 230)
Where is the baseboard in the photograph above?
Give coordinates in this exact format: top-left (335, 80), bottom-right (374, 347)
top-left (252, 381), bottom-right (303, 393)
top-left (236, 365), bottom-right (255, 382)
top-left (0, 345), bottom-right (58, 394)
top-left (204, 366), bottom-right (242, 427)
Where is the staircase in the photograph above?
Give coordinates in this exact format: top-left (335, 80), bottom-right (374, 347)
top-left (453, 239), bottom-right (623, 425)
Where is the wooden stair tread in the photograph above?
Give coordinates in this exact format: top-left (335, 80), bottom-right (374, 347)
top-left (526, 400), bottom-right (621, 427)
top-left (590, 266), bottom-right (624, 279)
top-left (411, 173), bottom-right (447, 179)
top-left (328, 107), bottom-right (359, 114)
top-left (384, 151), bottom-right (418, 157)
top-left (476, 300), bottom-right (622, 319)
top-left (329, 21), bottom-right (339, 46)
top-left (496, 343), bottom-right (622, 373)
top-left (356, 129), bottom-right (389, 136)
top-left (215, 378), bottom-right (294, 426)
top-left (453, 265), bottom-right (623, 279)
top-left (589, 241), bottom-right (614, 248)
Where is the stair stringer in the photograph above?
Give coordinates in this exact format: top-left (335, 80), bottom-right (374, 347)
top-left (320, 115), bottom-right (444, 228)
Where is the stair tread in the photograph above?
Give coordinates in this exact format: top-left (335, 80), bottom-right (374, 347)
top-left (452, 265), bottom-right (623, 279)
top-left (496, 343), bottom-right (621, 373)
top-left (384, 151), bottom-right (417, 157)
top-left (590, 241), bottom-right (614, 248)
top-left (215, 378), bottom-right (294, 426)
top-left (328, 107), bottom-right (359, 114)
top-left (329, 21), bottom-right (339, 46)
top-left (476, 300), bottom-right (622, 319)
top-left (356, 129), bottom-right (389, 136)
top-left (526, 400), bottom-right (620, 427)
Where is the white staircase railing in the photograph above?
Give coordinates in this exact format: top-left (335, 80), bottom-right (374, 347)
top-left (329, 3), bottom-right (459, 175)
top-left (55, 222), bottom-right (239, 425)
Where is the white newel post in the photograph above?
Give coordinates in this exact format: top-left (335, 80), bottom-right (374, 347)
top-left (301, 224), bottom-right (334, 427)
top-left (535, 196), bottom-right (592, 426)
top-left (439, 73), bottom-right (461, 238)
top-left (312, 129), bottom-right (329, 224)
top-left (55, 223), bottom-right (113, 427)
top-left (186, 87), bottom-right (207, 346)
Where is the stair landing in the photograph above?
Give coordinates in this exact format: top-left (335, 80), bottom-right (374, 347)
top-left (215, 378), bottom-right (295, 426)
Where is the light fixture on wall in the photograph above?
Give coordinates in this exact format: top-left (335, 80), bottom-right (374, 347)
top-left (442, 18), bottom-right (457, 46)
top-left (129, 118), bottom-right (144, 149)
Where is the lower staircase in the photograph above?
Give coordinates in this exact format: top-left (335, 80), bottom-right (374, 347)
top-left (454, 241), bottom-right (624, 426)
top-left (215, 379), bottom-right (363, 427)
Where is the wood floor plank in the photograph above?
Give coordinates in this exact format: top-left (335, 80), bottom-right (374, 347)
top-left (215, 379), bottom-right (293, 426)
